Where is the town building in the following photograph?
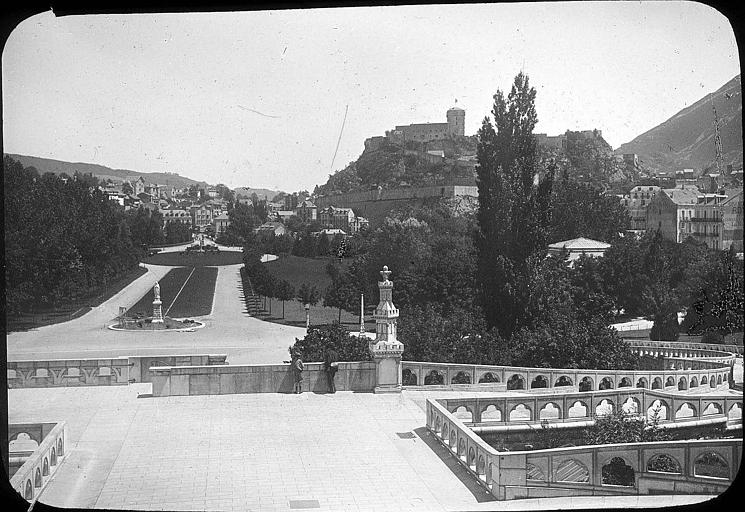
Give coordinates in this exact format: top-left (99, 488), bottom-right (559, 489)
top-left (295, 199), bottom-right (318, 222)
top-left (620, 185), bottom-right (660, 230)
top-left (547, 237), bottom-right (611, 265)
top-left (689, 193), bottom-right (727, 249)
top-left (275, 210), bottom-right (295, 223)
top-left (675, 169), bottom-right (697, 188)
top-left (348, 215), bottom-right (370, 234)
top-left (720, 189), bottom-right (743, 252)
top-left (255, 221), bottom-right (286, 237)
top-left (161, 208), bottom-right (192, 227)
top-left (317, 228), bottom-right (347, 239)
top-left (190, 204), bottom-right (214, 229)
top-left (646, 187), bottom-right (700, 243)
top-left (213, 212), bottom-right (230, 236)
top-left (319, 206), bottom-right (356, 230)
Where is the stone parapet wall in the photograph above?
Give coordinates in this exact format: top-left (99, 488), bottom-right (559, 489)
top-left (150, 361), bottom-right (375, 396)
top-left (9, 421), bottom-right (67, 505)
top-left (426, 399), bottom-right (742, 501)
top-left (7, 354), bottom-right (228, 388)
top-left (402, 360), bottom-right (732, 393)
top-left (436, 389), bottom-right (742, 432)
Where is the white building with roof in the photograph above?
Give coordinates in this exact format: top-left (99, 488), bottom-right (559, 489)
top-left (547, 237), bottom-right (611, 265)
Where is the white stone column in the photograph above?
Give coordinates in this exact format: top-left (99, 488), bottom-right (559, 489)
top-left (369, 266), bottom-right (404, 393)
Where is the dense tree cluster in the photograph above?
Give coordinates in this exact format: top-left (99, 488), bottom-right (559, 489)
top-left (289, 323), bottom-right (371, 363)
top-left (4, 156), bottom-right (143, 314)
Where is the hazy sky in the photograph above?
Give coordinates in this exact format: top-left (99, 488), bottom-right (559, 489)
top-left (2, 2), bottom-right (740, 192)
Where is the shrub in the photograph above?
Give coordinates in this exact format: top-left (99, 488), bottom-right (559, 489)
top-left (289, 322), bottom-right (371, 362)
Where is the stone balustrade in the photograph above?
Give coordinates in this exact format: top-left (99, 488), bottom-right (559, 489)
top-left (150, 361), bottom-right (375, 396)
top-left (9, 422), bottom-right (67, 505)
top-left (435, 389), bottom-right (742, 433)
top-left (7, 354), bottom-right (228, 388)
top-left (426, 399), bottom-right (742, 501)
top-left (402, 361), bottom-right (732, 394)
top-left (629, 339), bottom-right (743, 357)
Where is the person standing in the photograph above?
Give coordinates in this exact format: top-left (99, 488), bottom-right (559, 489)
top-left (324, 348), bottom-right (339, 393)
top-left (291, 352), bottom-right (304, 394)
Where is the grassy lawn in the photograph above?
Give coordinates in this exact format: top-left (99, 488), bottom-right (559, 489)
top-left (144, 250), bottom-right (244, 266)
top-left (166, 267), bottom-right (218, 318)
top-left (263, 255), bottom-right (354, 294)
top-left (252, 296), bottom-right (376, 332)
top-left (252, 255), bottom-right (370, 331)
top-left (6, 265), bottom-right (148, 332)
top-left (127, 267), bottom-right (218, 318)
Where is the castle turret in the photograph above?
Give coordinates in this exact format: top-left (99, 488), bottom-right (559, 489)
top-left (447, 106), bottom-right (465, 137)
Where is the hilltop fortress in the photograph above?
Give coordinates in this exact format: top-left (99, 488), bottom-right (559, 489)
top-left (365, 106), bottom-right (466, 150)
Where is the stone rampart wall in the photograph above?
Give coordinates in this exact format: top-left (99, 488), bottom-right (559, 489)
top-left (150, 361), bottom-right (375, 396)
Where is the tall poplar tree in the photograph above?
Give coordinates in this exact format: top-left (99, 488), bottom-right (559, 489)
top-left (475, 72), bottom-right (554, 336)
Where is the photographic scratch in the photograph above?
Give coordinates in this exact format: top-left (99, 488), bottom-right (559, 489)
top-left (237, 105), bottom-right (281, 119)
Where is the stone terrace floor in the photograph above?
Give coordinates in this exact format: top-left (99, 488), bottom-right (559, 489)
top-left (9, 386), bottom-right (720, 512)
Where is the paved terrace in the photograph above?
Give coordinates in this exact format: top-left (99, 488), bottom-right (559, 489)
top-left (8, 386), bottom-right (716, 512)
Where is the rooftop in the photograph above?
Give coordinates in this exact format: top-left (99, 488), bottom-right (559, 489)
top-left (547, 237), bottom-right (611, 251)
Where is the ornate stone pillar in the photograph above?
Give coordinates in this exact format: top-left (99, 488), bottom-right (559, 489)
top-left (369, 266), bottom-right (404, 393)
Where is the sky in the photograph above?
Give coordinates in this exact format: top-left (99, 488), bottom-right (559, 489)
top-left (2, 2), bottom-right (740, 192)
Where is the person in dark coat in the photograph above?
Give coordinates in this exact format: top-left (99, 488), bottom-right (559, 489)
top-left (291, 352), bottom-right (304, 394)
top-left (324, 348), bottom-right (339, 393)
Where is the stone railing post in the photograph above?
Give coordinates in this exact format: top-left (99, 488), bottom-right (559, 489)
top-left (369, 266), bottom-right (404, 393)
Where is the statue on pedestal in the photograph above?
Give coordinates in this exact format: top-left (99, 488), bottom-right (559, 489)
top-left (152, 281), bottom-right (164, 324)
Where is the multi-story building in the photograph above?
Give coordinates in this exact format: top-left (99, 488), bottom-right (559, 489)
top-left (646, 187), bottom-right (700, 243)
top-left (348, 215), bottom-right (370, 234)
top-left (319, 206), bottom-right (356, 230)
top-left (145, 183), bottom-right (163, 199)
top-left (161, 208), bottom-right (192, 227)
top-left (620, 185), bottom-right (660, 230)
top-left (720, 189), bottom-right (743, 252)
top-left (213, 212), bottom-right (230, 236)
top-left (295, 200), bottom-right (317, 222)
top-left (190, 204), bottom-right (214, 229)
top-left (687, 193), bottom-right (726, 249)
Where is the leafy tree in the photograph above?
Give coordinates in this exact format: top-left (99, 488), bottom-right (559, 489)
top-left (164, 220), bottom-right (192, 244)
top-left (398, 304), bottom-right (500, 364)
top-left (276, 279), bottom-right (295, 319)
top-left (475, 72), bottom-right (555, 337)
top-left (289, 322), bottom-right (371, 362)
top-left (3, 156), bottom-right (141, 315)
top-left (121, 181), bottom-right (133, 195)
top-left (549, 177), bottom-right (629, 242)
top-left (297, 283), bottom-right (320, 307)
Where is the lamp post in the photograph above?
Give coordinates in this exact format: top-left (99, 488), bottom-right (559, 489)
top-left (305, 303), bottom-right (310, 329)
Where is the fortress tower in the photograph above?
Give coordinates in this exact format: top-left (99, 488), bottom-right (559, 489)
top-left (447, 105), bottom-right (465, 137)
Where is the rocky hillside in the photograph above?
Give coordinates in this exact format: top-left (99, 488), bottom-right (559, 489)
top-left (315, 136), bottom-right (478, 196)
top-left (5, 153), bottom-right (209, 189)
top-left (615, 75), bottom-right (742, 172)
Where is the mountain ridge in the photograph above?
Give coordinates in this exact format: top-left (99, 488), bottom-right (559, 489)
top-left (615, 74), bottom-right (742, 173)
